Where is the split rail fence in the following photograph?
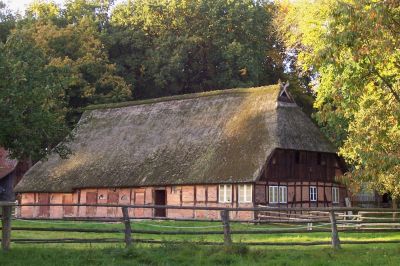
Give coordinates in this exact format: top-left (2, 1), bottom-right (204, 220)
top-left (1, 202), bottom-right (400, 251)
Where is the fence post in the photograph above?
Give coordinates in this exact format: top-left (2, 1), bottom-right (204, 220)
top-left (220, 209), bottom-right (232, 246)
top-left (1, 205), bottom-right (12, 251)
top-left (122, 207), bottom-right (132, 247)
top-left (329, 210), bottom-right (341, 249)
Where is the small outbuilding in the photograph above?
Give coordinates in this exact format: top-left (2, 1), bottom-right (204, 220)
top-left (15, 85), bottom-right (348, 220)
top-left (0, 148), bottom-right (30, 201)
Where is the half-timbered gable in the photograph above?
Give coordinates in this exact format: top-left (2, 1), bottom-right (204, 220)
top-left (255, 149), bottom-right (347, 208)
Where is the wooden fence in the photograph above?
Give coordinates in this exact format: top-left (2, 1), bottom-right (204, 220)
top-left (1, 202), bottom-right (400, 251)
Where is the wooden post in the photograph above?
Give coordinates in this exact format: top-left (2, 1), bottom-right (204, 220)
top-left (392, 198), bottom-right (398, 221)
top-left (2, 205), bottom-right (12, 251)
top-left (122, 207), bottom-right (132, 247)
top-left (220, 210), bottom-right (232, 246)
top-left (329, 210), bottom-right (341, 249)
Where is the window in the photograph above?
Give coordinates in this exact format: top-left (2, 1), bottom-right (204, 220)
top-left (239, 184), bottom-right (252, 203)
top-left (279, 186), bottom-right (287, 203)
top-left (332, 187), bottom-right (339, 203)
top-left (310, 186), bottom-right (317, 202)
top-left (269, 186), bottom-right (278, 203)
top-left (219, 185), bottom-right (232, 203)
top-left (268, 186), bottom-right (287, 203)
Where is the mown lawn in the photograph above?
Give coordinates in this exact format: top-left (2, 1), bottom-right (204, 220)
top-left (1, 219), bottom-right (399, 265)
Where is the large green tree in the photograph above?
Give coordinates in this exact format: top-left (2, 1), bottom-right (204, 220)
top-left (108, 0), bottom-right (284, 99)
top-left (0, 0), bottom-right (131, 159)
top-left (0, 30), bottom-right (70, 160)
top-left (0, 1), bottom-right (15, 43)
top-left (276, 0), bottom-right (400, 204)
top-left (23, 0), bottom-right (132, 124)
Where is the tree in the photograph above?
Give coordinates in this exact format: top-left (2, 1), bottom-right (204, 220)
top-left (0, 30), bottom-right (71, 160)
top-left (0, 0), bottom-right (132, 160)
top-left (63, 0), bottom-right (114, 30)
top-left (0, 1), bottom-right (15, 43)
top-left (108, 0), bottom-right (284, 99)
top-left (21, 1), bottom-right (132, 124)
top-left (275, 0), bottom-right (400, 205)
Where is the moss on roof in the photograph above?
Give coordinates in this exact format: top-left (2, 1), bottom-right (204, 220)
top-left (85, 86), bottom-right (278, 110)
top-left (15, 85), bottom-right (336, 193)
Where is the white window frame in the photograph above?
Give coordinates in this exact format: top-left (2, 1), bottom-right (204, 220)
top-left (269, 186), bottom-right (278, 203)
top-left (238, 184), bottom-right (253, 203)
top-left (279, 186), bottom-right (287, 203)
top-left (268, 186), bottom-right (287, 204)
top-left (310, 186), bottom-right (317, 202)
top-left (219, 184), bottom-right (232, 203)
top-left (332, 187), bottom-right (339, 204)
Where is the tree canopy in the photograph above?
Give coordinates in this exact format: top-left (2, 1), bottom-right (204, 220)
top-left (0, 1), bottom-right (15, 43)
top-left (108, 0), bottom-right (283, 98)
top-left (275, 0), bottom-right (400, 200)
top-left (0, 28), bottom-right (70, 160)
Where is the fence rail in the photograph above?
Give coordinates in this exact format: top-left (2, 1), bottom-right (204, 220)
top-left (1, 202), bottom-right (399, 251)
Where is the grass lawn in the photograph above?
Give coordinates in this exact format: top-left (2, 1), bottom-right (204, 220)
top-left (1, 219), bottom-right (399, 265)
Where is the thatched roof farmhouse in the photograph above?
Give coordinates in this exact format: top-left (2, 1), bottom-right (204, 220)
top-left (16, 85), bottom-right (334, 193)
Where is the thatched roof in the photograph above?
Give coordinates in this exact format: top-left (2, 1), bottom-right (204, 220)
top-left (15, 85), bottom-right (335, 193)
top-left (0, 148), bottom-right (17, 180)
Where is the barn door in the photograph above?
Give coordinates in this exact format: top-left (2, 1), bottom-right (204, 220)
top-left (86, 192), bottom-right (98, 217)
top-left (62, 194), bottom-right (74, 216)
top-left (38, 193), bottom-right (50, 217)
top-left (154, 189), bottom-right (166, 217)
top-left (107, 191), bottom-right (119, 217)
top-left (134, 192), bottom-right (145, 217)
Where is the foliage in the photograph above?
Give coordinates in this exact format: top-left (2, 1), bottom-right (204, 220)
top-left (0, 0), bottom-right (131, 158)
top-left (23, 19), bottom-right (131, 121)
top-left (275, 0), bottom-right (400, 199)
top-left (0, 1), bottom-right (15, 43)
top-left (0, 30), bottom-right (71, 160)
top-left (108, 0), bottom-right (284, 98)
top-left (26, 0), bottom-right (60, 22)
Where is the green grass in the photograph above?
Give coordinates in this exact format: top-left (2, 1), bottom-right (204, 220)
top-left (1, 219), bottom-right (400, 265)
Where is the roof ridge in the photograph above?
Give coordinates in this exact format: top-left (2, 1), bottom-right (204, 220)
top-left (84, 84), bottom-right (279, 111)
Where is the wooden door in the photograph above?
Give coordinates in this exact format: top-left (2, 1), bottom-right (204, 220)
top-left (38, 193), bottom-right (50, 217)
top-left (62, 194), bottom-right (74, 216)
top-left (154, 190), bottom-right (166, 217)
top-left (134, 192), bottom-right (145, 217)
top-left (86, 192), bottom-right (98, 217)
top-left (107, 191), bottom-right (119, 217)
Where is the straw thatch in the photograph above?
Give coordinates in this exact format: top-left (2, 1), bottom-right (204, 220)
top-left (15, 85), bottom-right (335, 193)
top-left (0, 148), bottom-right (17, 179)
